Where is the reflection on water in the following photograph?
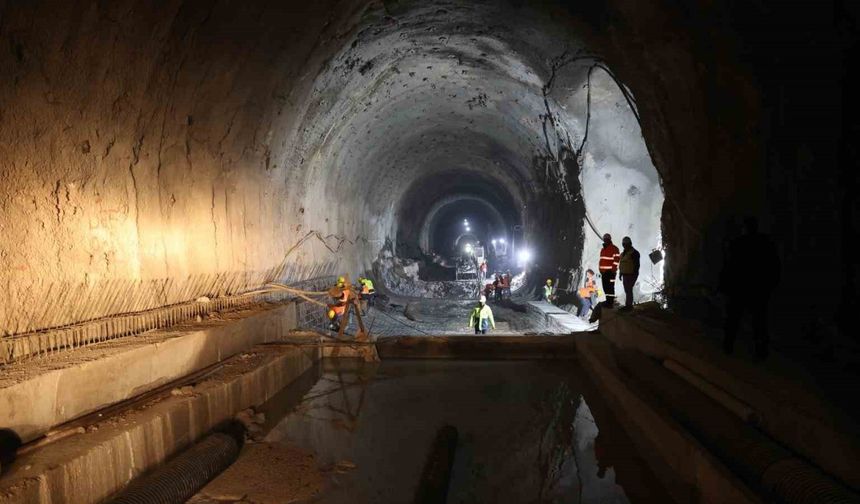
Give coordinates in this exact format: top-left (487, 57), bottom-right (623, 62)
top-left (265, 360), bottom-right (663, 504)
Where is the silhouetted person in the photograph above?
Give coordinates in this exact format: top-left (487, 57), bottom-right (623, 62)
top-left (721, 217), bottom-right (780, 360)
top-left (599, 233), bottom-right (620, 307)
top-left (619, 236), bottom-right (641, 311)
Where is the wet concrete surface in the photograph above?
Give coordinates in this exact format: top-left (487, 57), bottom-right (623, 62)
top-left (198, 359), bottom-right (673, 503)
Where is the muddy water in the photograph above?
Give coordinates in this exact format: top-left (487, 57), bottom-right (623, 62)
top-left (262, 359), bottom-right (673, 504)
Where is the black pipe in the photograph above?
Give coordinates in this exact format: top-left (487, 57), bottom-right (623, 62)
top-left (414, 425), bottom-right (458, 504)
top-left (108, 423), bottom-right (244, 504)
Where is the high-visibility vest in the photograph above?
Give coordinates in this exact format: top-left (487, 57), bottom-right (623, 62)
top-left (360, 279), bottom-right (375, 293)
top-left (578, 278), bottom-right (597, 298)
top-left (599, 244), bottom-right (620, 272)
top-left (469, 304), bottom-right (495, 329)
top-left (544, 285), bottom-right (553, 299)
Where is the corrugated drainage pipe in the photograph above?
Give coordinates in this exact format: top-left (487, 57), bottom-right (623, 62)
top-left (108, 429), bottom-right (242, 504)
top-left (616, 349), bottom-right (860, 504)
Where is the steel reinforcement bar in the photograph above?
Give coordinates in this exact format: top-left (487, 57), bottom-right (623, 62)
top-left (0, 276), bottom-right (335, 366)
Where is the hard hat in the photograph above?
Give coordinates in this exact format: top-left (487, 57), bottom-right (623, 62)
top-left (337, 276), bottom-right (346, 285)
top-left (327, 309), bottom-right (336, 320)
top-left (546, 279), bottom-right (552, 285)
top-left (479, 295), bottom-right (487, 303)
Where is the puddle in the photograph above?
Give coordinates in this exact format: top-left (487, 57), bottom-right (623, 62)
top-left (253, 359), bottom-right (672, 503)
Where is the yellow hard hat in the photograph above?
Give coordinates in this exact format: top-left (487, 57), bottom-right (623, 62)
top-left (327, 309), bottom-right (336, 320)
top-left (546, 279), bottom-right (552, 285)
top-left (337, 276), bottom-right (346, 285)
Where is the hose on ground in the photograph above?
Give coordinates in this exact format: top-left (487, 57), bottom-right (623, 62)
top-left (108, 428), bottom-right (242, 504)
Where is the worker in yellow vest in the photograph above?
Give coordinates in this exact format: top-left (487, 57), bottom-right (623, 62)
top-left (357, 276), bottom-right (376, 312)
top-left (469, 295), bottom-right (496, 334)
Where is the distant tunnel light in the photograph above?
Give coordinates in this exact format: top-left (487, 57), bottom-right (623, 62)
top-left (517, 249), bottom-right (532, 264)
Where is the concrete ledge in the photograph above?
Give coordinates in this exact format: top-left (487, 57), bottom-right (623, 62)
top-left (1, 303), bottom-right (299, 443)
top-left (375, 335), bottom-right (579, 359)
top-left (575, 334), bottom-right (761, 504)
top-left (599, 308), bottom-right (860, 489)
top-left (0, 344), bottom-right (319, 504)
top-left (526, 301), bottom-right (594, 333)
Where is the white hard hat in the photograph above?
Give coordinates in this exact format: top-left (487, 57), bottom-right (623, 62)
top-left (479, 295), bottom-right (487, 303)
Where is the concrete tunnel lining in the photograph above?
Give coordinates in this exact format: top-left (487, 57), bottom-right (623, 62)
top-left (1, 0), bottom-right (856, 501)
top-left (0, 0), bottom-right (665, 335)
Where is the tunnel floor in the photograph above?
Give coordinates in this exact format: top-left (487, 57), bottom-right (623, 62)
top-left (335, 295), bottom-right (583, 337)
top-left (190, 359), bottom-right (672, 503)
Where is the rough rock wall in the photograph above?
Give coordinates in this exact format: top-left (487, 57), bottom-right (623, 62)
top-left (0, 0), bottom-right (372, 335)
top-left (576, 0), bottom-right (852, 337)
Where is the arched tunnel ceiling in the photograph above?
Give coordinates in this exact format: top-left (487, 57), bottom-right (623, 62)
top-left (288, 0), bottom-right (662, 282)
top-left (4, 0), bottom-right (803, 334)
top-left (290, 1), bottom-right (589, 233)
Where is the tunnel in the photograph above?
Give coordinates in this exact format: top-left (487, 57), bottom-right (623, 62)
top-left (0, 0), bottom-right (857, 503)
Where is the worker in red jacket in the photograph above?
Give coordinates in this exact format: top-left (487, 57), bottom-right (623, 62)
top-left (599, 233), bottom-right (621, 308)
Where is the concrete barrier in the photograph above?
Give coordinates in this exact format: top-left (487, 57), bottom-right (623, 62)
top-left (0, 345), bottom-right (318, 504)
top-left (575, 334), bottom-right (761, 504)
top-left (0, 303), bottom-right (298, 443)
top-left (375, 335), bottom-right (579, 359)
top-left (598, 309), bottom-right (860, 490)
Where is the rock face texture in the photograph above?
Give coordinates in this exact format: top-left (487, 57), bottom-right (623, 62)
top-left (1, 0), bottom-right (854, 342)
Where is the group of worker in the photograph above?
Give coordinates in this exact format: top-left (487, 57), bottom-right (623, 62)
top-left (469, 233), bottom-right (642, 334)
top-left (542, 233), bottom-right (641, 320)
top-left (326, 275), bottom-right (375, 332)
top-left (483, 272), bottom-right (512, 302)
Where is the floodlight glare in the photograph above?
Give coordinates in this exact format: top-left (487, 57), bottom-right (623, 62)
top-left (517, 249), bottom-right (532, 264)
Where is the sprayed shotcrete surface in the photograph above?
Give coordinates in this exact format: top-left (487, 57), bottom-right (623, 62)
top-left (1, 0), bottom-right (669, 338)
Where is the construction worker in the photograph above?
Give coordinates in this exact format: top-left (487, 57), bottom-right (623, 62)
top-left (577, 269), bottom-right (598, 319)
top-left (326, 276), bottom-right (351, 331)
top-left (619, 237), bottom-right (641, 311)
top-left (599, 233), bottom-right (621, 308)
top-left (357, 276), bottom-right (376, 310)
top-left (469, 295), bottom-right (496, 334)
top-left (543, 278), bottom-right (554, 303)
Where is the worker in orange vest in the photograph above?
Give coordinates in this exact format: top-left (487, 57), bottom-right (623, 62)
top-left (599, 234), bottom-right (620, 308)
top-left (577, 269), bottom-right (598, 319)
top-left (327, 276), bottom-right (351, 331)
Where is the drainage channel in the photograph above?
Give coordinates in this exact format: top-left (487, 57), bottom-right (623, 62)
top-left (186, 337), bottom-right (674, 504)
